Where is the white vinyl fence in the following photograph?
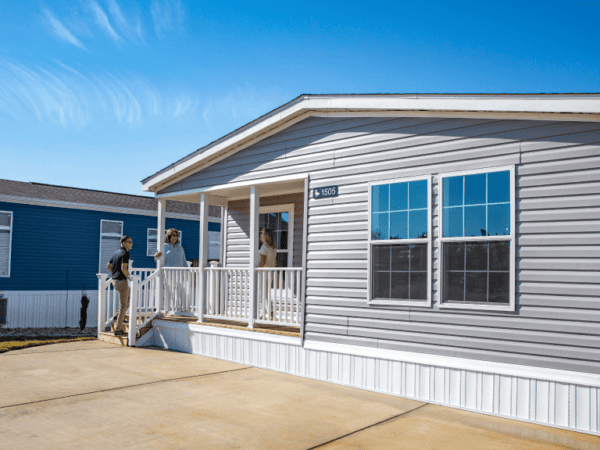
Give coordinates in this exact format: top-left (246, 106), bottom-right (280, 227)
top-left (4, 290), bottom-right (98, 328)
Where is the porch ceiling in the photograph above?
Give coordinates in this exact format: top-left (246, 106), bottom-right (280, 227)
top-left (156, 177), bottom-right (305, 206)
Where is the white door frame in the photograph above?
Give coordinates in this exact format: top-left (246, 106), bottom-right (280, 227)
top-left (259, 204), bottom-right (295, 267)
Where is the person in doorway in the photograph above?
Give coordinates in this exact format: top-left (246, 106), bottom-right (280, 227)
top-left (154, 228), bottom-right (187, 267)
top-left (258, 228), bottom-right (277, 320)
top-left (258, 228), bottom-right (276, 268)
top-left (106, 235), bottom-right (132, 336)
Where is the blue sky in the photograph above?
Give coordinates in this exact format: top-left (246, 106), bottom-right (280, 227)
top-left (1, 0), bottom-right (598, 196)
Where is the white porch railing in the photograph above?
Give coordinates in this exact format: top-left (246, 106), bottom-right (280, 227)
top-left (205, 267), bottom-right (250, 321)
top-left (98, 265), bottom-right (303, 345)
top-left (256, 268), bottom-right (303, 326)
top-left (162, 268), bottom-right (201, 315)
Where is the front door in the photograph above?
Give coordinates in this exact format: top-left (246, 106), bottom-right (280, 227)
top-left (258, 204), bottom-right (294, 267)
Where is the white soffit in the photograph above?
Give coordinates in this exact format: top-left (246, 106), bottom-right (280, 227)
top-left (143, 94), bottom-right (600, 193)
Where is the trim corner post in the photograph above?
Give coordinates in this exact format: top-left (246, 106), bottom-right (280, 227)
top-left (198, 193), bottom-right (210, 322)
top-left (248, 186), bottom-right (260, 329)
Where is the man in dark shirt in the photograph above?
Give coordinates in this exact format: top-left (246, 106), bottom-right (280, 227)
top-left (106, 235), bottom-right (132, 336)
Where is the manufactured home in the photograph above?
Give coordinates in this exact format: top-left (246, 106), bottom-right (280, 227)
top-left (0, 179), bottom-right (221, 328)
top-left (100, 94), bottom-right (600, 435)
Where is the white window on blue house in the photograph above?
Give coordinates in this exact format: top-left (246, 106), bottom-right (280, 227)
top-left (0, 211), bottom-right (13, 277)
top-left (439, 166), bottom-right (515, 311)
top-left (99, 220), bottom-right (123, 274)
top-left (368, 176), bottom-right (432, 307)
top-left (147, 228), bottom-right (183, 257)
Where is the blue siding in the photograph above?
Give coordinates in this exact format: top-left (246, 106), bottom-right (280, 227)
top-left (0, 201), bottom-right (208, 291)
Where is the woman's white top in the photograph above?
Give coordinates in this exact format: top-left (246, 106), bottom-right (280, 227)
top-left (163, 243), bottom-right (187, 267)
top-left (259, 244), bottom-right (277, 267)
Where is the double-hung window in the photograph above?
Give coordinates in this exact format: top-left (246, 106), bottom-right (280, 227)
top-left (99, 220), bottom-right (123, 274)
top-left (0, 211), bottom-right (13, 277)
top-left (368, 176), bottom-right (432, 306)
top-left (439, 166), bottom-right (515, 311)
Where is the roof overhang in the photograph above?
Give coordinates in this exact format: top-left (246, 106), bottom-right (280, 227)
top-left (142, 94), bottom-right (600, 194)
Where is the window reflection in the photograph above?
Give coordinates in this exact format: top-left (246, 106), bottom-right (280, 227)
top-left (372, 244), bottom-right (427, 300)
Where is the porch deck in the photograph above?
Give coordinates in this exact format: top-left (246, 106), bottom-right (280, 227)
top-left (159, 314), bottom-right (301, 337)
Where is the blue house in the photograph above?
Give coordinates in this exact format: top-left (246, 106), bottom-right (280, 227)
top-left (0, 179), bottom-right (221, 328)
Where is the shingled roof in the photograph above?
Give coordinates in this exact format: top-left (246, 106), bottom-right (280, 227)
top-left (0, 179), bottom-right (221, 218)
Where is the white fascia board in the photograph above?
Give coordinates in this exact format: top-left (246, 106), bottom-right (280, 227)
top-left (142, 94), bottom-right (600, 193)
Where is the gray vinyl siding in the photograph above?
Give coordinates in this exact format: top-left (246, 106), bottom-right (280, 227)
top-left (225, 193), bottom-right (304, 268)
top-left (160, 116), bottom-right (600, 374)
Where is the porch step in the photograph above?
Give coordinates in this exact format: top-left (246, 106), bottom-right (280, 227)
top-left (98, 314), bottom-right (153, 346)
top-left (98, 331), bottom-right (128, 346)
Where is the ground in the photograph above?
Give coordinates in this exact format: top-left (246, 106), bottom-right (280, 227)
top-left (1, 340), bottom-right (598, 449)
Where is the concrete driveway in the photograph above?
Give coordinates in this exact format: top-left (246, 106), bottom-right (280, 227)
top-left (1, 340), bottom-right (598, 450)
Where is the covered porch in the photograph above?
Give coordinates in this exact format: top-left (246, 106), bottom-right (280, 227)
top-left (97, 175), bottom-right (308, 346)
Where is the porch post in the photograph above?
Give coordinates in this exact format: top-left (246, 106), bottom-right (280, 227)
top-left (197, 193), bottom-right (209, 322)
top-left (248, 186), bottom-right (259, 329)
top-left (156, 198), bottom-right (166, 314)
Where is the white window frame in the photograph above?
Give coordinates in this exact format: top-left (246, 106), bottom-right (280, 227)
top-left (367, 175), bottom-right (432, 307)
top-left (0, 211), bottom-right (13, 278)
top-left (99, 219), bottom-right (124, 274)
top-left (259, 204), bottom-right (295, 267)
top-left (147, 228), bottom-right (183, 257)
top-left (438, 165), bottom-right (516, 312)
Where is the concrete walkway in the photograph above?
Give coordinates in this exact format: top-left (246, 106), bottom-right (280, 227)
top-left (1, 341), bottom-right (598, 449)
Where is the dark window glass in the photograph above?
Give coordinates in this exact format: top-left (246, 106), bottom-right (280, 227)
top-left (372, 212), bottom-right (389, 240)
top-left (465, 173), bottom-right (486, 205)
top-left (279, 231), bottom-right (288, 250)
top-left (276, 252), bottom-right (288, 268)
top-left (410, 272), bottom-right (427, 300)
top-left (488, 204), bottom-right (510, 236)
top-left (489, 273), bottom-right (510, 303)
top-left (489, 242), bottom-right (509, 271)
top-left (372, 184), bottom-right (389, 213)
top-left (465, 242), bottom-right (487, 271)
top-left (464, 205), bottom-right (486, 237)
top-left (443, 241), bottom-right (509, 304)
top-left (390, 211), bottom-right (408, 240)
top-left (409, 179), bottom-right (428, 209)
top-left (443, 207), bottom-right (463, 238)
top-left (465, 272), bottom-right (487, 302)
top-left (374, 270), bottom-right (390, 298)
top-left (410, 244), bottom-right (427, 271)
top-left (444, 242), bottom-right (464, 271)
top-left (391, 246), bottom-right (409, 271)
top-left (445, 272), bottom-right (464, 301)
top-left (390, 272), bottom-right (409, 299)
top-left (373, 245), bottom-right (390, 271)
top-left (372, 243), bottom-right (427, 301)
top-left (390, 182), bottom-right (408, 211)
top-left (443, 176), bottom-right (463, 207)
top-left (488, 170), bottom-right (510, 204)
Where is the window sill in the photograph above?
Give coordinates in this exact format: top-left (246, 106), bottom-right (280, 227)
top-left (438, 301), bottom-right (515, 312)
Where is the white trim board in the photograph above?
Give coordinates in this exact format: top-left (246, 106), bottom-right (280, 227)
top-left (0, 194), bottom-right (220, 221)
top-left (148, 322), bottom-right (600, 436)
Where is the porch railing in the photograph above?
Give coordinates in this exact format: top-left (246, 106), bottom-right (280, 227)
top-left (256, 268), bottom-right (303, 326)
top-left (205, 267), bottom-right (250, 321)
top-left (98, 265), bottom-right (303, 344)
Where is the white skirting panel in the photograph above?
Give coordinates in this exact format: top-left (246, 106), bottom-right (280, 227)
top-left (150, 320), bottom-right (600, 436)
top-left (4, 290), bottom-right (98, 328)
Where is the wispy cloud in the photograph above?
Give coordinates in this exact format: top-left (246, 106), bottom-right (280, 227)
top-left (151, 0), bottom-right (184, 36)
top-left (0, 60), bottom-right (199, 127)
top-left (106, 0), bottom-right (144, 42)
top-left (43, 9), bottom-right (86, 50)
top-left (89, 0), bottom-right (121, 43)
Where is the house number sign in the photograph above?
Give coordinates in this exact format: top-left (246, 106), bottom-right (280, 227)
top-left (313, 186), bottom-right (338, 199)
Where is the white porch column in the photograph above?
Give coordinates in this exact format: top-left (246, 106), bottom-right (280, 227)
top-left (156, 198), bottom-right (166, 314)
top-left (197, 193), bottom-right (210, 322)
top-left (248, 186), bottom-right (259, 329)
